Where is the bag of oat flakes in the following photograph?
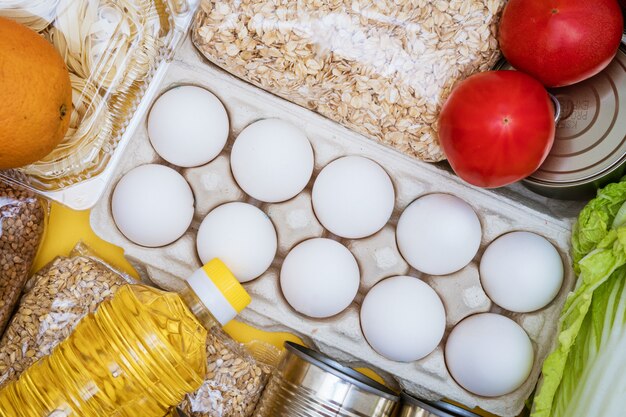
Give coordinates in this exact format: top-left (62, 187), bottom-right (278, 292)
top-left (0, 180), bottom-right (47, 336)
top-left (192, 0), bottom-right (504, 162)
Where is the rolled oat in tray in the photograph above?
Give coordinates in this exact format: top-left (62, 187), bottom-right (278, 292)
top-left (193, 0), bottom-right (504, 161)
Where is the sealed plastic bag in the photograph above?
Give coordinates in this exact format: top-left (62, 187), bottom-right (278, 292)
top-left (0, 244), bottom-right (132, 386)
top-left (178, 329), bottom-right (273, 417)
top-left (192, 0), bottom-right (504, 162)
top-left (0, 243), bottom-right (272, 416)
top-left (0, 181), bottom-right (46, 335)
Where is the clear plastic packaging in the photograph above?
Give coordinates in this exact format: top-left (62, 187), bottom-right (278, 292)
top-left (0, 0), bottom-right (200, 209)
top-left (0, 180), bottom-right (47, 336)
top-left (0, 244), bottom-right (133, 387)
top-left (175, 270), bottom-right (274, 417)
top-left (0, 246), bottom-right (272, 417)
top-left (178, 328), bottom-right (272, 417)
top-left (192, 0), bottom-right (504, 162)
top-left (0, 283), bottom-right (208, 417)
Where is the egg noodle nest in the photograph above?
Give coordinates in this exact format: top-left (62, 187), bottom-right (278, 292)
top-left (0, 0), bottom-right (163, 181)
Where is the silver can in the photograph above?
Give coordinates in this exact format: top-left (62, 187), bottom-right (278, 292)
top-left (254, 342), bottom-right (399, 417)
top-left (494, 45), bottom-right (626, 200)
top-left (398, 393), bottom-right (482, 417)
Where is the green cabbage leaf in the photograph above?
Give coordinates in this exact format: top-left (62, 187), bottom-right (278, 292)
top-left (532, 179), bottom-right (626, 417)
top-left (571, 180), bottom-right (626, 272)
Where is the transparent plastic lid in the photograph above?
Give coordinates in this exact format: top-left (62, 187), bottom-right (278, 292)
top-left (0, 0), bottom-right (199, 209)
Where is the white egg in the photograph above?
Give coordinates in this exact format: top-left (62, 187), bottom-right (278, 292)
top-left (360, 276), bottom-right (446, 362)
top-left (445, 313), bottom-right (534, 397)
top-left (397, 194), bottom-right (481, 275)
top-left (148, 85), bottom-right (229, 168)
top-left (197, 202), bottom-right (277, 282)
top-left (280, 238), bottom-right (360, 318)
top-left (112, 164), bottom-right (194, 247)
top-left (312, 156), bottom-right (395, 239)
top-left (480, 232), bottom-right (563, 313)
top-left (231, 119), bottom-right (314, 203)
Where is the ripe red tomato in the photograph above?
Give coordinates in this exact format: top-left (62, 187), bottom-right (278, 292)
top-left (499, 0), bottom-right (623, 87)
top-left (438, 71), bottom-right (555, 188)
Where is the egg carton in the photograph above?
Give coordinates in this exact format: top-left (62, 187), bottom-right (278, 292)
top-left (91, 38), bottom-right (578, 417)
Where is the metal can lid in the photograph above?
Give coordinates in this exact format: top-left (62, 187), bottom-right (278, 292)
top-left (495, 47), bottom-right (626, 185)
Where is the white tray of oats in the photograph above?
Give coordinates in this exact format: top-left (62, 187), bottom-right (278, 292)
top-left (91, 38), bottom-right (578, 417)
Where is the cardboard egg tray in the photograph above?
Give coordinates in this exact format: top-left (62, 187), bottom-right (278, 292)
top-left (91, 39), bottom-right (578, 417)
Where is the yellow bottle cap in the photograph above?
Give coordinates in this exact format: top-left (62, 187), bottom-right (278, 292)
top-left (202, 259), bottom-right (251, 313)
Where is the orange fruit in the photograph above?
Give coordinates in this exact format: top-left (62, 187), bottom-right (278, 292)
top-left (0, 17), bottom-right (72, 170)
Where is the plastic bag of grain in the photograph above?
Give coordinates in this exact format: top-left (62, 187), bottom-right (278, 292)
top-left (0, 243), bottom-right (132, 387)
top-left (0, 180), bottom-right (47, 336)
top-left (192, 0), bottom-right (504, 162)
top-left (178, 333), bottom-right (275, 417)
top-left (0, 242), bottom-right (274, 417)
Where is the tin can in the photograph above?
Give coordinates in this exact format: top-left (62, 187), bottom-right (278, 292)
top-left (398, 393), bottom-right (482, 417)
top-left (494, 45), bottom-right (626, 200)
top-left (254, 342), bottom-right (399, 417)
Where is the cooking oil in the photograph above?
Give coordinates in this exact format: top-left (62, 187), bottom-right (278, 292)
top-left (0, 259), bottom-right (250, 417)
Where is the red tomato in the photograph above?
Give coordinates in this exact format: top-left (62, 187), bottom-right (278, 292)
top-left (438, 71), bottom-right (556, 188)
top-left (499, 0), bottom-right (623, 87)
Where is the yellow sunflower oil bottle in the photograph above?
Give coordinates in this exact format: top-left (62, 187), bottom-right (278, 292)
top-left (0, 259), bottom-right (250, 417)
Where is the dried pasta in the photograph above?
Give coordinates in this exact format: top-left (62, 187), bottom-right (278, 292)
top-left (3, 0), bottom-right (178, 185)
top-left (22, 0), bottom-right (164, 181)
top-left (23, 73), bottom-right (112, 179)
top-left (0, 0), bottom-right (59, 32)
top-left (49, 0), bottom-right (160, 92)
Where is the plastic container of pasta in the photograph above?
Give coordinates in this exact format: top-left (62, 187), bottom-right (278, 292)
top-left (0, 0), bottom-right (199, 209)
